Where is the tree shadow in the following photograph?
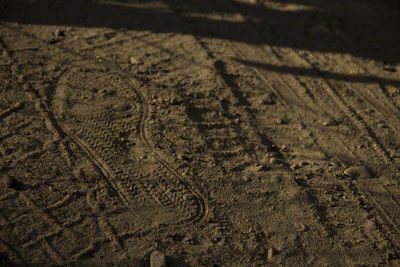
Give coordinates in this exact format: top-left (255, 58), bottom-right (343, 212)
top-left (0, 0), bottom-right (399, 65)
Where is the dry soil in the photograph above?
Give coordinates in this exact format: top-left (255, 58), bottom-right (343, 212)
top-left (0, 0), bottom-right (400, 266)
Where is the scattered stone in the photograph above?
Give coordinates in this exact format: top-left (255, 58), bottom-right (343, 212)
top-left (356, 144), bottom-right (365, 149)
top-left (73, 168), bottom-right (84, 179)
top-left (54, 29), bottom-right (65, 37)
top-left (129, 56), bottom-right (143, 65)
top-left (290, 164), bottom-right (300, 170)
top-left (383, 65), bottom-right (398, 72)
top-left (183, 236), bottom-right (196, 245)
top-left (322, 120), bottom-right (336, 126)
top-left (243, 176), bottom-right (251, 182)
top-left (269, 157), bottom-right (279, 164)
top-left (328, 161), bottom-right (339, 168)
top-left (113, 102), bottom-right (130, 112)
top-left (275, 118), bottom-right (287, 125)
top-left (377, 240), bottom-right (390, 250)
top-left (183, 194), bottom-right (195, 201)
top-left (270, 174), bottom-right (282, 184)
top-left (300, 161), bottom-right (308, 167)
top-left (150, 250), bottom-right (167, 267)
top-left (169, 97), bottom-right (182, 105)
top-left (166, 188), bottom-right (176, 194)
top-left (3, 174), bottom-right (15, 188)
top-left (304, 172), bottom-right (313, 179)
top-left (258, 247), bottom-right (267, 255)
top-left (287, 233), bottom-right (299, 244)
top-left (344, 165), bottom-right (373, 179)
top-left (177, 153), bottom-right (184, 160)
top-left (298, 224), bottom-right (308, 232)
top-left (378, 122), bottom-right (388, 129)
top-left (267, 247), bottom-right (275, 260)
top-left (247, 164), bottom-right (263, 173)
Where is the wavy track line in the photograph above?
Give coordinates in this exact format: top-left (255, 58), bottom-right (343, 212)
top-left (2, 24), bottom-right (208, 224)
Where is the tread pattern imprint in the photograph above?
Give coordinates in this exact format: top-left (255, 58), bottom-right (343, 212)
top-left (0, 19), bottom-right (208, 266)
top-left (1, 0), bottom-right (400, 266)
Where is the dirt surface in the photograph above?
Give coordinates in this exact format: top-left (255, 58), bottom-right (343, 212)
top-left (0, 0), bottom-right (399, 266)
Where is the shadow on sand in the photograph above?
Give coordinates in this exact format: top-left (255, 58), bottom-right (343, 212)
top-left (1, 0), bottom-right (399, 64)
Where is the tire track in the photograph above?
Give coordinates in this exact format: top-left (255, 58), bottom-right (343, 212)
top-left (262, 39), bottom-right (400, 250)
top-left (237, 8), bottom-right (400, 256)
top-left (161, 5), bottom-right (344, 261)
top-left (0, 102), bottom-right (24, 120)
top-left (167, 1), bottom-right (400, 262)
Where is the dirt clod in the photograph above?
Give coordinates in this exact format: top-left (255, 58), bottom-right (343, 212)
top-left (150, 250), bottom-right (167, 267)
top-left (129, 56), bottom-right (143, 65)
top-left (2, 175), bottom-right (14, 188)
top-left (269, 157), bottom-right (279, 164)
top-left (267, 247), bottom-right (275, 260)
top-left (271, 174), bottom-right (282, 184)
top-left (344, 166), bottom-right (373, 179)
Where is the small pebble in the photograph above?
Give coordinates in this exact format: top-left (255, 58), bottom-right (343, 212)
top-left (344, 166), bottom-right (373, 179)
top-left (356, 144), bottom-right (365, 149)
top-left (280, 145), bottom-right (288, 152)
top-left (3, 174), bottom-right (15, 188)
top-left (54, 29), bottom-right (65, 37)
top-left (113, 102), bottom-right (131, 112)
top-left (170, 97), bottom-right (181, 105)
top-left (270, 174), bottom-right (282, 184)
top-left (269, 157), bottom-right (279, 164)
top-left (377, 240), bottom-right (389, 250)
top-left (298, 224), bottom-right (308, 232)
top-left (275, 118), bottom-right (287, 125)
top-left (267, 247), bottom-right (275, 260)
top-left (166, 188), bottom-right (176, 194)
top-left (290, 164), bottom-right (300, 170)
top-left (378, 123), bottom-right (388, 129)
top-left (287, 233), bottom-right (299, 244)
top-left (258, 247), bottom-right (267, 255)
top-left (383, 65), bottom-right (398, 72)
top-left (322, 120), bottom-right (336, 126)
top-left (129, 56), bottom-right (143, 65)
top-left (73, 168), bottom-right (84, 179)
top-left (183, 194), bottom-right (194, 201)
top-left (150, 250), bottom-right (167, 267)
top-left (304, 173), bottom-right (313, 179)
top-left (328, 161), bottom-right (339, 168)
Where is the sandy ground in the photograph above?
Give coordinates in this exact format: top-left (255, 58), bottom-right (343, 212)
top-left (0, 0), bottom-right (399, 266)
